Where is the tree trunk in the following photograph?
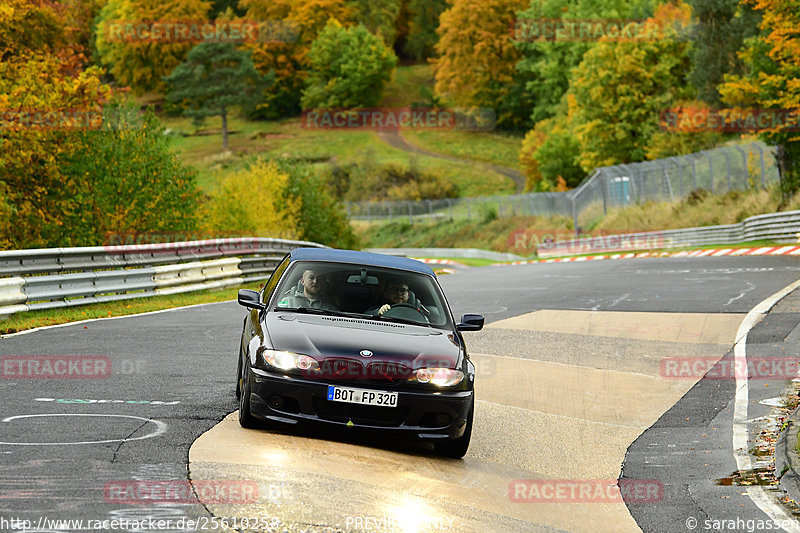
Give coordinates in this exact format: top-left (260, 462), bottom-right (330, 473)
top-left (221, 108), bottom-right (229, 151)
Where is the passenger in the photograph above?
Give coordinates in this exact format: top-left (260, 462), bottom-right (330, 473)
top-left (278, 269), bottom-right (338, 311)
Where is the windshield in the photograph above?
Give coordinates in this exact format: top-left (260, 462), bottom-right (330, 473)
top-left (271, 261), bottom-right (452, 328)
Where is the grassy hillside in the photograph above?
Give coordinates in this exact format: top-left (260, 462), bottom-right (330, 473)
top-left (357, 186), bottom-right (800, 256)
top-left (160, 64), bottom-right (524, 198)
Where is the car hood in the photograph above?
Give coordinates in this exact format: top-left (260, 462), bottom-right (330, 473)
top-left (265, 313), bottom-right (461, 369)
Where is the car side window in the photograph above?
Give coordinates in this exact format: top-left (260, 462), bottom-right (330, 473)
top-left (261, 255), bottom-right (290, 304)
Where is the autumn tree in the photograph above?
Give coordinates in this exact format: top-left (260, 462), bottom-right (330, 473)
top-left (200, 159), bottom-right (300, 239)
top-left (239, 0), bottom-right (353, 118)
top-left (165, 42), bottom-right (266, 150)
top-left (718, 0), bottom-right (800, 196)
top-left (569, 3), bottom-right (694, 170)
top-left (95, 0), bottom-right (211, 94)
top-left (404, 0), bottom-right (448, 61)
top-left (345, 0), bottom-right (402, 47)
top-left (302, 20), bottom-right (397, 109)
top-left (59, 102), bottom-right (200, 246)
top-left (514, 0), bottom-right (654, 124)
top-left (434, 0), bottom-right (533, 130)
top-left (688, 0), bottom-right (760, 105)
top-left (0, 0), bottom-right (112, 248)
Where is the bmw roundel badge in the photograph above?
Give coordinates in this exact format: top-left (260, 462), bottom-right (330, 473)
top-left (359, 350), bottom-right (373, 358)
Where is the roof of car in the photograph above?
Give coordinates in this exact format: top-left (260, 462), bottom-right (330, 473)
top-left (289, 248), bottom-right (436, 275)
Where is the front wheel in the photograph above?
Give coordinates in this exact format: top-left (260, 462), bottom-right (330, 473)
top-left (434, 396), bottom-right (473, 458)
top-left (238, 357), bottom-right (260, 429)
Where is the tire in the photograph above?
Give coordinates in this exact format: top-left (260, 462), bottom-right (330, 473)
top-left (235, 344), bottom-right (243, 400)
top-left (238, 357), bottom-right (260, 429)
top-left (434, 396), bottom-right (473, 458)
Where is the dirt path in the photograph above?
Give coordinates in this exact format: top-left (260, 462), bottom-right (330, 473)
top-left (377, 129), bottom-right (527, 193)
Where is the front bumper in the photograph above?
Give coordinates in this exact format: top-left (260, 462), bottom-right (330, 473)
top-left (247, 367), bottom-right (473, 441)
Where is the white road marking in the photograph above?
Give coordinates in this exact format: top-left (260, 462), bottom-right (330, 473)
top-left (0, 414), bottom-right (168, 446)
top-left (732, 277), bottom-right (800, 532)
top-left (0, 300), bottom-right (233, 338)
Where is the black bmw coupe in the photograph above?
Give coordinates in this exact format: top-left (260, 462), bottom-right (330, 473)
top-left (236, 248), bottom-right (484, 457)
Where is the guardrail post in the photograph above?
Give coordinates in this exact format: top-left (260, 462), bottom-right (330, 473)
top-left (707, 152), bottom-right (714, 193)
top-left (723, 150), bottom-right (731, 192)
top-left (733, 145), bottom-right (748, 188)
top-left (751, 142), bottom-right (766, 189)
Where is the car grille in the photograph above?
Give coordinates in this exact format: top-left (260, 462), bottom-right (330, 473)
top-left (312, 398), bottom-right (410, 427)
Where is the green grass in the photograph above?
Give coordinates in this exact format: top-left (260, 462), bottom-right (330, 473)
top-left (0, 284), bottom-right (262, 335)
top-left (163, 115), bottom-right (516, 197)
top-left (419, 257), bottom-right (504, 267)
top-left (380, 64), bottom-right (435, 108)
top-left (357, 185), bottom-right (800, 257)
top-left (403, 129), bottom-right (525, 172)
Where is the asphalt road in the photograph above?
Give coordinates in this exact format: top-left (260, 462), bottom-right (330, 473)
top-left (2, 255), bottom-right (800, 532)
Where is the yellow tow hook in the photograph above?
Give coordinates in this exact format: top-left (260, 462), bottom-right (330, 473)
top-left (346, 420), bottom-right (354, 428)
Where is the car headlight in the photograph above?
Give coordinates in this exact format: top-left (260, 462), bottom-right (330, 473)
top-left (411, 368), bottom-right (464, 387)
top-left (263, 350), bottom-right (320, 373)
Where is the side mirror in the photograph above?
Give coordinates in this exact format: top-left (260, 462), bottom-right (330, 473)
top-left (457, 314), bottom-right (484, 332)
top-left (238, 289), bottom-right (266, 311)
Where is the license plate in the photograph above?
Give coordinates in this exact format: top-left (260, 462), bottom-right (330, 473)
top-left (327, 385), bottom-right (398, 407)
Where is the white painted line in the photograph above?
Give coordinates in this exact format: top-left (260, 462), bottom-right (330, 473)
top-left (1, 300), bottom-right (234, 339)
top-left (0, 413), bottom-right (168, 446)
top-left (732, 277), bottom-right (800, 532)
top-left (712, 249), bottom-right (733, 256)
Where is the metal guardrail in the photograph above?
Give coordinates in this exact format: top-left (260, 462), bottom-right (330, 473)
top-left (0, 238), bottom-right (326, 319)
top-left (538, 210), bottom-right (800, 257)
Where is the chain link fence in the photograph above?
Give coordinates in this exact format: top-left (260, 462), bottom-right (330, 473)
top-left (346, 142), bottom-right (778, 229)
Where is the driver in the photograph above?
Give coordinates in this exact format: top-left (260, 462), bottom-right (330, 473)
top-left (278, 269), bottom-right (338, 311)
top-left (366, 279), bottom-right (425, 317)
